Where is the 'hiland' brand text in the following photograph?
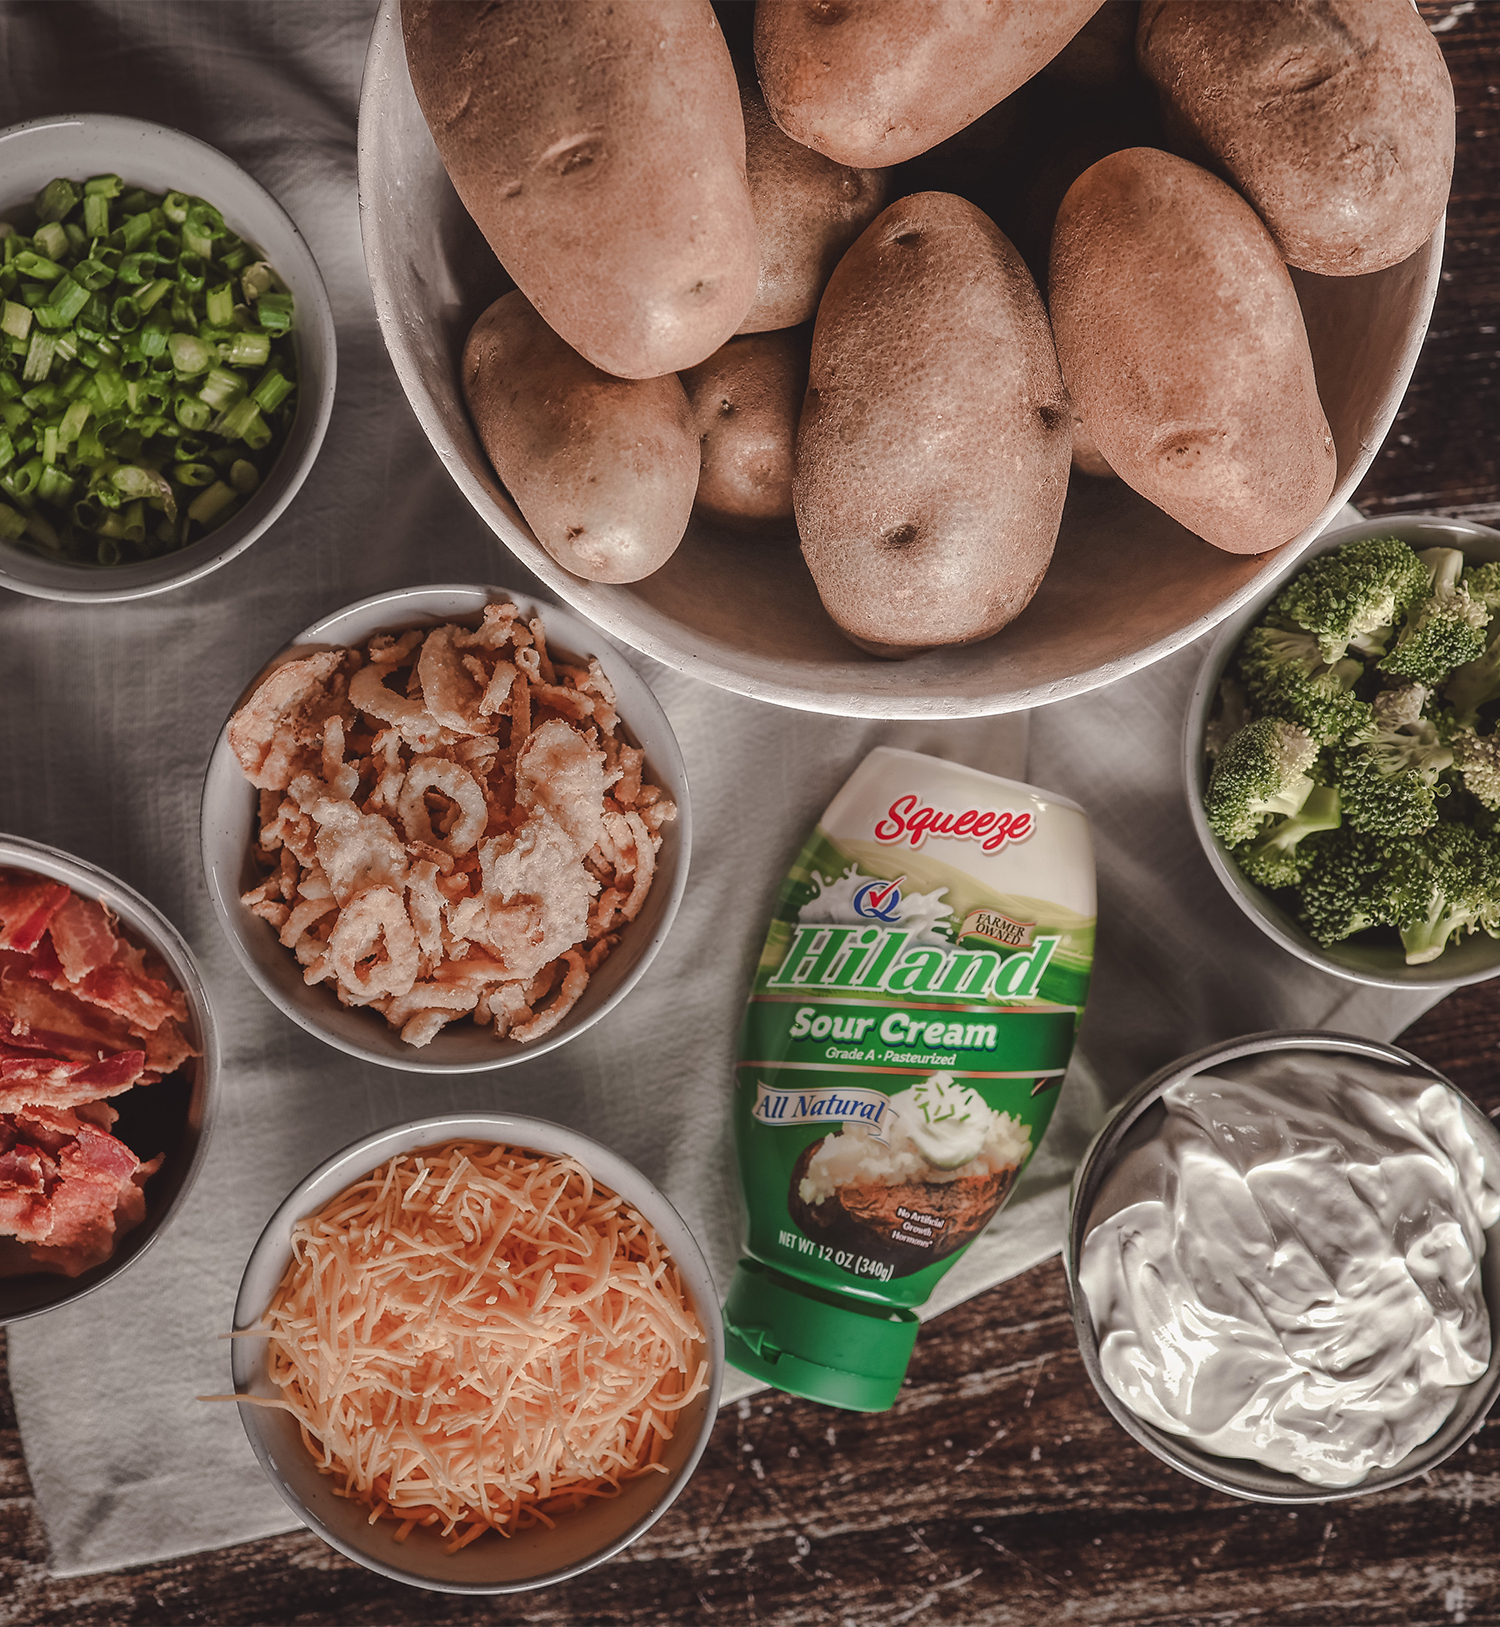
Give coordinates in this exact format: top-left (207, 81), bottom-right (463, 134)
top-left (768, 925), bottom-right (1060, 1001)
top-left (874, 794), bottom-right (1035, 854)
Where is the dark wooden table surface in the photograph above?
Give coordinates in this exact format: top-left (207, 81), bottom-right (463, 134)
top-left (4, 5), bottom-right (1500, 1624)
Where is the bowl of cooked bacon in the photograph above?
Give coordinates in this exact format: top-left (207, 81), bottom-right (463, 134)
top-left (200, 585), bottom-right (688, 1070)
top-left (0, 836), bottom-right (215, 1320)
top-left (226, 1113), bottom-right (720, 1592)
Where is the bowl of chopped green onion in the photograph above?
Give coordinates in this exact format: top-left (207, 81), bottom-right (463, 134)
top-left (0, 113), bottom-right (335, 600)
top-left (1186, 515), bottom-right (1500, 989)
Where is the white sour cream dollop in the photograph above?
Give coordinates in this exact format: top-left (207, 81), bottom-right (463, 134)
top-left (1079, 1052), bottom-right (1500, 1487)
top-left (889, 1073), bottom-right (990, 1169)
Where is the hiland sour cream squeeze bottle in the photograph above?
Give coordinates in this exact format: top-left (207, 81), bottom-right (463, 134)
top-left (725, 748), bottom-right (1096, 1410)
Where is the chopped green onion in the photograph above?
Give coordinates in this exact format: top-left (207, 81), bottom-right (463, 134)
top-left (0, 502), bottom-right (25, 542)
top-left (83, 193), bottom-right (110, 240)
top-left (168, 332), bottom-right (212, 375)
top-left (0, 429), bottom-right (11, 470)
top-left (139, 309), bottom-right (171, 359)
top-left (35, 180), bottom-right (77, 224)
top-left (219, 331), bottom-right (270, 368)
top-left (173, 460), bottom-right (216, 488)
top-left (213, 396), bottom-right (265, 445)
top-left (72, 257), bottom-right (115, 292)
top-left (205, 281), bottom-right (234, 326)
top-left (84, 174), bottom-right (122, 199)
top-left (185, 201), bottom-right (224, 240)
top-left (41, 425), bottom-right (57, 465)
top-left (161, 192), bottom-right (190, 224)
top-left (40, 276), bottom-right (90, 327)
top-left (229, 458), bottom-right (259, 494)
top-left (110, 295), bottom-right (141, 332)
top-left (187, 479), bottom-right (235, 526)
top-left (241, 262), bottom-right (276, 302)
top-left (22, 332), bottom-right (55, 382)
top-left (177, 252), bottom-right (206, 293)
top-left (35, 223), bottom-right (69, 262)
top-left (37, 463), bottom-right (73, 504)
top-left (173, 392), bottom-right (212, 431)
top-left (1, 302), bottom-right (32, 342)
top-left (254, 293), bottom-right (294, 333)
top-left (120, 499), bottom-right (146, 543)
top-left (198, 367), bottom-right (243, 411)
top-left (119, 211), bottom-right (154, 252)
top-left (182, 224), bottom-right (213, 259)
top-left (136, 277), bottom-right (172, 313)
top-left (115, 252), bottom-right (158, 286)
top-left (96, 532), bottom-right (121, 565)
top-left (13, 251), bottom-right (64, 282)
top-left (7, 455), bottom-right (41, 497)
top-left (58, 398), bottom-right (90, 444)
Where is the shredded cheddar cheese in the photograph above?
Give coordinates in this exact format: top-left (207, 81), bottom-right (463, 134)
top-left (260, 1141), bottom-right (708, 1549)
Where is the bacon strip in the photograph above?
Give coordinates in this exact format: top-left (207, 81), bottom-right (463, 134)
top-left (0, 875), bottom-right (70, 954)
top-left (0, 1050), bottom-right (146, 1108)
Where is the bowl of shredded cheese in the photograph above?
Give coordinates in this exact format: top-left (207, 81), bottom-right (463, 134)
top-left (227, 1112), bottom-right (722, 1593)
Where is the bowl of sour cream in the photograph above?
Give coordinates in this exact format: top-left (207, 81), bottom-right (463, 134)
top-left (1065, 1031), bottom-right (1500, 1502)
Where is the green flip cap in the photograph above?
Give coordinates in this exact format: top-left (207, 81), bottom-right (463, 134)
top-left (723, 1259), bottom-right (920, 1413)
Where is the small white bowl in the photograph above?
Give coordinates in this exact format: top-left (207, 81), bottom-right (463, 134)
top-left (0, 112), bottom-right (336, 602)
top-left (1066, 1031), bottom-right (1500, 1503)
top-left (1185, 514), bottom-right (1500, 990)
top-left (231, 1112), bottom-right (723, 1594)
top-left (0, 834), bottom-right (219, 1323)
top-left (200, 584), bottom-right (691, 1072)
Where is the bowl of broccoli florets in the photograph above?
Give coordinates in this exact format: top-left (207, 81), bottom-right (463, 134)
top-left (1187, 516), bottom-right (1500, 988)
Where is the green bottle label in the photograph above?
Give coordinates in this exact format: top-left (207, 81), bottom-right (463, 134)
top-left (733, 749), bottom-right (1095, 1309)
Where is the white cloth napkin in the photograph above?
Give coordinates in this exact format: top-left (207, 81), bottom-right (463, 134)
top-left (0, 1), bottom-right (1445, 1579)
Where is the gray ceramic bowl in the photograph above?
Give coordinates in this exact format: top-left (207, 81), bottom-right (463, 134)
top-left (357, 0), bottom-right (1442, 718)
top-left (231, 1111), bottom-right (723, 1593)
top-left (0, 834), bottom-right (218, 1323)
top-left (200, 584), bottom-right (691, 1072)
top-left (1185, 514), bottom-right (1500, 990)
top-left (1066, 1031), bottom-right (1500, 1503)
top-left (0, 112), bottom-right (336, 602)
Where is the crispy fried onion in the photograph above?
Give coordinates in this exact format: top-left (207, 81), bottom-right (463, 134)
top-left (398, 757), bottom-right (488, 856)
top-left (232, 606), bottom-right (676, 1048)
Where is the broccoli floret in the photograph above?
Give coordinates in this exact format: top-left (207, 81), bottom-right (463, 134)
top-left (1332, 716), bottom-right (1453, 835)
top-left (1235, 785), bottom-right (1342, 890)
top-left (1379, 548), bottom-right (1490, 686)
top-left (1448, 723), bottom-right (1500, 811)
top-left (1204, 717), bottom-right (1318, 846)
top-left (1270, 537), bottom-right (1430, 662)
top-left (1236, 626), bottom-right (1373, 744)
top-left (1372, 683), bottom-right (1430, 728)
top-left (1399, 823), bottom-right (1500, 964)
top-left (1463, 560), bottom-right (1500, 612)
top-left (1295, 828), bottom-right (1420, 946)
top-left (1444, 625), bottom-right (1500, 729)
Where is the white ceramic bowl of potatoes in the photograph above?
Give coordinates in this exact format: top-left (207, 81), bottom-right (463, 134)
top-left (358, 0), bottom-right (1446, 718)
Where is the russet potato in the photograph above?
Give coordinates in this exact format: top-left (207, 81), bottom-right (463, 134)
top-left (1137, 0), bottom-right (1454, 276)
top-left (796, 192), bottom-right (1071, 657)
top-left (681, 330), bottom-right (810, 530)
top-left (1049, 147), bottom-right (1336, 554)
top-left (737, 79), bottom-right (889, 333)
top-left (402, 0), bottom-right (757, 379)
top-left (754, 0), bottom-right (1109, 168)
top-left (462, 294), bottom-right (698, 584)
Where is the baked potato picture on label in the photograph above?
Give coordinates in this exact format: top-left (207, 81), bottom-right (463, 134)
top-left (787, 1074), bottom-right (1031, 1276)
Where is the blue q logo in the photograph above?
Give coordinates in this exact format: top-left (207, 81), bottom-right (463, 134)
top-left (853, 877), bottom-right (905, 922)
